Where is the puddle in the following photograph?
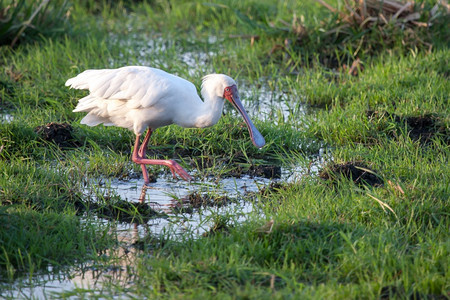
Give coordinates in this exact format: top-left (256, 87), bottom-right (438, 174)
top-left (0, 113), bottom-right (13, 124)
top-left (86, 172), bottom-right (270, 213)
top-left (1, 219), bottom-right (141, 299)
top-left (237, 80), bottom-right (313, 124)
top-left (0, 157), bottom-right (327, 299)
top-left (112, 33), bottom-right (215, 78)
top-left (0, 173), bottom-right (269, 299)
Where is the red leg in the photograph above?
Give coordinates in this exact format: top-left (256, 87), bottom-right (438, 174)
top-left (137, 129), bottom-right (153, 184)
top-left (132, 129), bottom-right (192, 185)
top-left (138, 128), bottom-right (153, 158)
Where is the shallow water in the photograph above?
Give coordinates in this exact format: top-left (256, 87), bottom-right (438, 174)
top-left (88, 171), bottom-right (274, 231)
top-left (238, 80), bottom-right (312, 124)
top-left (0, 113), bottom-right (13, 124)
top-left (0, 154), bottom-right (331, 299)
top-left (0, 172), bottom-right (271, 299)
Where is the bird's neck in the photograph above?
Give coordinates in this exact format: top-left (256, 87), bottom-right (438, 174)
top-left (194, 94), bottom-right (225, 128)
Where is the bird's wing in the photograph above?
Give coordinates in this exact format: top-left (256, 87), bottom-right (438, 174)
top-left (66, 66), bottom-right (198, 109)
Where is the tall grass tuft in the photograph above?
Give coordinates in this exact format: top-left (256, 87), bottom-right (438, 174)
top-left (314, 0), bottom-right (449, 54)
top-left (0, 0), bottom-right (71, 47)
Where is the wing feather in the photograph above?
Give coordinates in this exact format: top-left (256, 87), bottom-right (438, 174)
top-left (66, 66), bottom-right (200, 134)
top-left (66, 66), bottom-right (197, 109)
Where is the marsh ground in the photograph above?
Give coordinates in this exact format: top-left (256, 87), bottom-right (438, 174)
top-left (0, 0), bottom-right (448, 298)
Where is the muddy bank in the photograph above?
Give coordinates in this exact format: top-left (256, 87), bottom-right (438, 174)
top-left (367, 111), bottom-right (448, 144)
top-left (319, 161), bottom-right (383, 187)
top-left (35, 122), bottom-right (80, 148)
top-left (74, 197), bottom-right (162, 224)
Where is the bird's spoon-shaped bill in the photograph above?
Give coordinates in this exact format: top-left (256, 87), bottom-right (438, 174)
top-left (225, 85), bottom-right (265, 149)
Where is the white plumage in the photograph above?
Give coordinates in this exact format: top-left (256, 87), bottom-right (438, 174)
top-left (66, 66), bottom-right (265, 195)
top-left (66, 66), bottom-right (237, 134)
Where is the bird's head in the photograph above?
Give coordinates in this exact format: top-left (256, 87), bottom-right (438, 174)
top-left (201, 74), bottom-right (265, 149)
top-left (201, 74), bottom-right (236, 99)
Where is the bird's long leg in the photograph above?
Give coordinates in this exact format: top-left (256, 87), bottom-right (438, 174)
top-left (137, 129), bottom-right (153, 184)
top-left (132, 130), bottom-right (192, 184)
top-left (138, 128), bottom-right (153, 158)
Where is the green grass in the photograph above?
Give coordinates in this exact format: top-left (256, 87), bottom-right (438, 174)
top-left (124, 136), bottom-right (448, 298)
top-left (0, 206), bottom-right (112, 281)
top-left (0, 0), bottom-right (449, 298)
top-left (0, 0), bottom-right (71, 47)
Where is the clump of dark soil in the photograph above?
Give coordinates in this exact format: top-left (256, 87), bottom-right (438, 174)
top-left (367, 111), bottom-right (448, 144)
top-left (35, 122), bottom-right (80, 148)
top-left (404, 115), bottom-right (444, 142)
top-left (227, 164), bottom-right (282, 179)
top-left (170, 191), bottom-right (232, 213)
top-left (74, 198), bottom-right (160, 224)
top-left (203, 216), bottom-right (232, 237)
top-left (319, 161), bottom-right (383, 187)
top-left (249, 165), bottom-right (282, 179)
top-left (258, 182), bottom-right (287, 196)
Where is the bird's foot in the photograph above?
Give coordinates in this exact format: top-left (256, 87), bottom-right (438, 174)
top-left (167, 160), bottom-right (193, 182)
top-left (133, 157), bottom-right (192, 182)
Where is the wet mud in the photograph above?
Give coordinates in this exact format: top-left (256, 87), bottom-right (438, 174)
top-left (226, 164), bottom-right (282, 179)
top-left (257, 182), bottom-right (288, 196)
top-left (35, 122), bottom-right (80, 148)
top-left (319, 161), bottom-right (383, 187)
top-left (202, 216), bottom-right (232, 237)
top-left (74, 197), bottom-right (161, 224)
top-left (248, 164), bottom-right (282, 179)
top-left (367, 111), bottom-right (448, 144)
top-left (169, 191), bottom-right (233, 214)
top-left (192, 155), bottom-right (281, 179)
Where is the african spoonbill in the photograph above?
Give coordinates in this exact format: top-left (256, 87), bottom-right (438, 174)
top-left (66, 66), bottom-right (265, 188)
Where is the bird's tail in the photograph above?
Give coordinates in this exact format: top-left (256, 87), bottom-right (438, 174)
top-left (65, 69), bottom-right (109, 90)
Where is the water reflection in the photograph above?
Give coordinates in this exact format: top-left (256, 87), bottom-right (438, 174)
top-left (0, 155), bottom-right (329, 299)
top-left (0, 113), bottom-right (13, 124)
top-left (0, 173), bottom-right (268, 299)
top-left (1, 221), bottom-right (142, 299)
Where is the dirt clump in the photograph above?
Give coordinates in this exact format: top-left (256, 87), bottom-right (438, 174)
top-left (170, 192), bottom-right (232, 213)
top-left (74, 198), bottom-right (160, 224)
top-left (319, 161), bottom-right (383, 187)
top-left (249, 164), bottom-right (282, 179)
top-left (367, 111), bottom-right (448, 143)
top-left (203, 216), bottom-right (231, 237)
top-left (35, 122), bottom-right (80, 148)
top-left (258, 182), bottom-right (287, 196)
top-left (227, 164), bottom-right (282, 179)
top-left (404, 115), bottom-right (444, 142)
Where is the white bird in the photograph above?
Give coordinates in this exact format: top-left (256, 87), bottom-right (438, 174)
top-left (66, 66), bottom-right (265, 188)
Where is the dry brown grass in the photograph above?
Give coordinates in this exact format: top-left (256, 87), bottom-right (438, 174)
top-left (315, 0), bottom-right (449, 51)
top-left (316, 0), bottom-right (446, 29)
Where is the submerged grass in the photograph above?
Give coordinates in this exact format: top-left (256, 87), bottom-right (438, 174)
top-left (0, 0), bottom-right (448, 298)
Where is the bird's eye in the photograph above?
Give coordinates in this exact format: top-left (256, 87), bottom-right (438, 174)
top-left (226, 88), bottom-right (230, 92)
